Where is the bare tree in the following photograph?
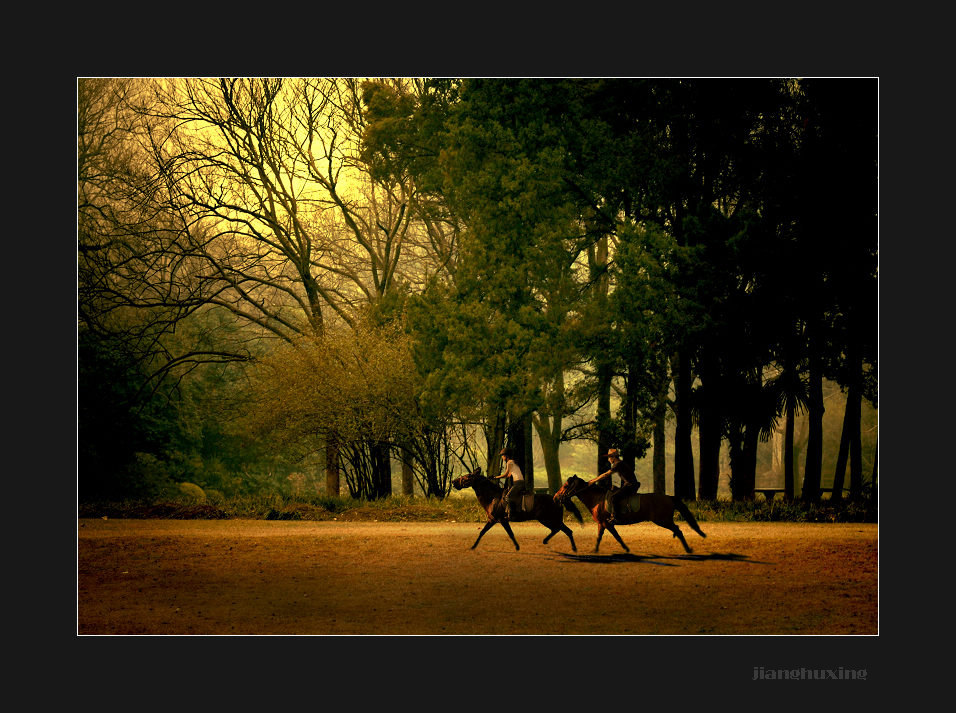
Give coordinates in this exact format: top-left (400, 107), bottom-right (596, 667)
top-left (79, 78), bottom-right (251, 407)
top-left (117, 78), bottom-right (472, 494)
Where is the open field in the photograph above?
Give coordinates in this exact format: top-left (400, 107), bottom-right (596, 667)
top-left (77, 519), bottom-right (877, 635)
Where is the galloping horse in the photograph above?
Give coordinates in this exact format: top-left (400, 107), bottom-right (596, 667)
top-left (553, 475), bottom-right (706, 553)
top-left (452, 467), bottom-right (582, 551)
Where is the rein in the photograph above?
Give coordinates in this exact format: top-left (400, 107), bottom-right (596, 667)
top-left (558, 478), bottom-right (601, 504)
top-left (465, 474), bottom-right (502, 499)
top-left (557, 480), bottom-right (584, 503)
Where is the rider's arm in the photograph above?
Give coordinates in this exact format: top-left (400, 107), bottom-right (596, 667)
top-left (589, 470), bottom-right (612, 484)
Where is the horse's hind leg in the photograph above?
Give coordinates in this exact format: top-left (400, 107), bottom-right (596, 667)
top-left (543, 522), bottom-right (576, 552)
top-left (560, 523), bottom-right (577, 552)
top-left (662, 522), bottom-right (692, 553)
top-left (606, 524), bottom-right (630, 553)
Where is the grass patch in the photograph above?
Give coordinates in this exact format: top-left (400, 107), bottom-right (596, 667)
top-left (78, 492), bottom-right (876, 523)
top-left (685, 497), bottom-right (877, 524)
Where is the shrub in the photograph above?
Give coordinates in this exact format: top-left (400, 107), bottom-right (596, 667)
top-left (177, 482), bottom-right (207, 503)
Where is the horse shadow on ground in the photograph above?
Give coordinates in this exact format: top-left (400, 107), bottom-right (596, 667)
top-left (556, 551), bottom-right (770, 567)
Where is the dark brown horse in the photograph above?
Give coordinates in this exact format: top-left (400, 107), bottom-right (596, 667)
top-left (451, 467), bottom-right (582, 551)
top-left (553, 474), bottom-right (706, 553)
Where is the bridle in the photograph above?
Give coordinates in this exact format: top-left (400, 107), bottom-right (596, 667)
top-left (455, 469), bottom-right (483, 488)
top-left (556, 477), bottom-right (586, 503)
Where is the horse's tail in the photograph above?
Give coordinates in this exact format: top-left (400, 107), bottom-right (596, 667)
top-left (560, 497), bottom-right (584, 524)
top-left (672, 497), bottom-right (706, 538)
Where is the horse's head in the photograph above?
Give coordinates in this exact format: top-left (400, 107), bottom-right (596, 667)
top-left (452, 467), bottom-right (483, 491)
top-left (554, 474), bottom-right (586, 503)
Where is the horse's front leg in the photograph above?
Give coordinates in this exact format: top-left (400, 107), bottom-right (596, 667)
top-left (595, 522), bottom-right (605, 552)
top-left (558, 524), bottom-right (577, 552)
top-left (500, 520), bottom-right (520, 551)
top-left (471, 520), bottom-right (496, 549)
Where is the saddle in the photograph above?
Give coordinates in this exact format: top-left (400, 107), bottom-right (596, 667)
top-left (505, 492), bottom-right (536, 517)
top-left (605, 492), bottom-right (641, 516)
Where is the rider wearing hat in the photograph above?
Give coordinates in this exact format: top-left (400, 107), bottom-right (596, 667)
top-left (588, 448), bottom-right (640, 524)
top-left (493, 446), bottom-right (527, 520)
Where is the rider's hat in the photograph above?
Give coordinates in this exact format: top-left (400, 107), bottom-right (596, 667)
top-left (499, 447), bottom-right (513, 458)
top-left (606, 448), bottom-right (621, 459)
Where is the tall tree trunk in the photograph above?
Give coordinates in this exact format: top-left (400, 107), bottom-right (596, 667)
top-left (802, 340), bottom-right (825, 502)
top-left (729, 423), bottom-right (759, 500)
top-left (325, 436), bottom-right (340, 497)
top-left (831, 403), bottom-right (851, 502)
top-left (652, 359), bottom-right (668, 494)
top-left (671, 350), bottom-right (696, 500)
top-left (532, 369), bottom-right (565, 493)
top-left (537, 428), bottom-right (561, 494)
top-left (533, 413), bottom-right (562, 494)
top-left (590, 235), bottom-right (613, 479)
top-left (728, 431), bottom-right (746, 500)
top-left (697, 353), bottom-right (721, 500)
top-left (596, 362), bottom-right (613, 477)
top-left (524, 415), bottom-right (534, 491)
top-left (486, 406), bottom-right (507, 478)
top-left (622, 361), bottom-right (640, 476)
top-left (784, 400), bottom-right (796, 502)
top-left (653, 402), bottom-right (667, 494)
top-left (742, 423), bottom-right (759, 497)
top-left (506, 411), bottom-right (533, 488)
top-left (401, 452), bottom-right (414, 496)
top-left (833, 341), bottom-right (864, 502)
top-left (847, 387), bottom-right (864, 501)
top-left (371, 441), bottom-right (392, 499)
top-left (698, 409), bottom-right (721, 499)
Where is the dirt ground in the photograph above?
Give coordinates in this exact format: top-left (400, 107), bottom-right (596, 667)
top-left (77, 518), bottom-right (878, 636)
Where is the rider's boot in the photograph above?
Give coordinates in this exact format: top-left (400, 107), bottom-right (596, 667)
top-left (606, 501), bottom-right (617, 526)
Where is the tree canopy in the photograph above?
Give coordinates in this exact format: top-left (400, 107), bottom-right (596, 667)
top-left (78, 77), bottom-right (878, 503)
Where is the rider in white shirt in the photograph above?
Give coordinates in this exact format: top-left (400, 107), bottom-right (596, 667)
top-left (493, 447), bottom-right (527, 519)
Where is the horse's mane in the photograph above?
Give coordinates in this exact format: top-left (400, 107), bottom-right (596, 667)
top-left (565, 475), bottom-right (609, 495)
top-left (460, 470), bottom-right (502, 492)
top-left (473, 473), bottom-right (503, 490)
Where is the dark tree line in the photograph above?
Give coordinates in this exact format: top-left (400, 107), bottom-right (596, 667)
top-left (363, 77), bottom-right (876, 502)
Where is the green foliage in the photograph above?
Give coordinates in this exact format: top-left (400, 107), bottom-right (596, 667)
top-left (231, 318), bottom-right (419, 448)
top-left (78, 330), bottom-right (182, 500)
